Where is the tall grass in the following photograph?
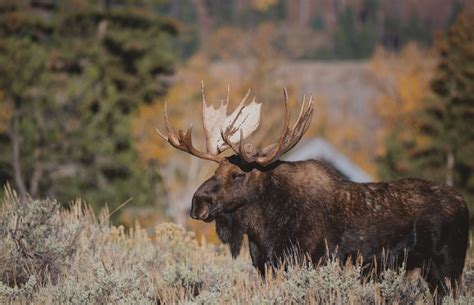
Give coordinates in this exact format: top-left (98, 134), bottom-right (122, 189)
top-left (0, 188), bottom-right (472, 304)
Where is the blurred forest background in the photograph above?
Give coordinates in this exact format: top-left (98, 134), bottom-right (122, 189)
top-left (0, 0), bottom-right (473, 240)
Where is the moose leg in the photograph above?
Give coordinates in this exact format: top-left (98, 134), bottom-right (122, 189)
top-left (426, 261), bottom-right (449, 304)
top-left (249, 240), bottom-right (268, 277)
top-left (427, 257), bottom-right (465, 302)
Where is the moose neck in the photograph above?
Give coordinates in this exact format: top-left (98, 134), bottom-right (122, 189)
top-left (235, 160), bottom-right (340, 240)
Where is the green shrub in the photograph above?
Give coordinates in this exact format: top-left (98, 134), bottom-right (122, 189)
top-left (0, 187), bottom-right (84, 287)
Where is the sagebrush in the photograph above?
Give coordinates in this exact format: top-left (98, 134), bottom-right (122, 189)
top-left (0, 189), bottom-right (472, 304)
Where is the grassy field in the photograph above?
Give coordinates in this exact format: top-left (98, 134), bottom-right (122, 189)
top-left (0, 189), bottom-right (472, 304)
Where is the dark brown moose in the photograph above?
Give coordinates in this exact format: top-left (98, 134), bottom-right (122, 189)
top-left (158, 85), bottom-right (469, 300)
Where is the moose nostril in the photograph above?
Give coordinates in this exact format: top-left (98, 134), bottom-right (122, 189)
top-left (196, 204), bottom-right (210, 219)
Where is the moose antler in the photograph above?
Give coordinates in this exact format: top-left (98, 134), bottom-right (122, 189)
top-left (221, 88), bottom-right (314, 166)
top-left (157, 83), bottom-right (262, 162)
top-left (158, 85), bottom-right (313, 166)
top-left (201, 84), bottom-right (262, 154)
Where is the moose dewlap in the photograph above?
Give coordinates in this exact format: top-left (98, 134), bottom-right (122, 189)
top-left (157, 85), bottom-right (469, 300)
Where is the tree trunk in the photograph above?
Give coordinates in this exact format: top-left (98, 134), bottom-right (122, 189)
top-left (299, 0), bottom-right (311, 27)
top-left (446, 149), bottom-right (454, 186)
top-left (192, 0), bottom-right (212, 50)
top-left (29, 149), bottom-right (44, 198)
top-left (9, 113), bottom-right (28, 200)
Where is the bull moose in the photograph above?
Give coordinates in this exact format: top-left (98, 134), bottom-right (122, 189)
top-left (157, 85), bottom-right (469, 299)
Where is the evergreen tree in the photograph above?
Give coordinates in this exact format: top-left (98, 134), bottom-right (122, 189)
top-left (0, 0), bottom-right (177, 212)
top-left (423, 12), bottom-right (474, 210)
top-left (378, 12), bottom-right (474, 217)
top-left (333, 0), bottom-right (378, 59)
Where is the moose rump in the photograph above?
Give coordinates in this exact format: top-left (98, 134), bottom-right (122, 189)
top-left (328, 178), bottom-right (469, 294)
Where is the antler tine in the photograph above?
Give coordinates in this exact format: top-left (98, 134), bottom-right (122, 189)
top-left (288, 94), bottom-right (313, 131)
top-left (156, 102), bottom-right (170, 141)
top-left (201, 81), bottom-right (212, 151)
top-left (228, 89), bottom-right (251, 133)
top-left (156, 128), bottom-right (167, 141)
top-left (228, 88), bottom-right (251, 131)
top-left (238, 129), bottom-right (258, 163)
top-left (178, 125), bottom-right (215, 160)
top-left (281, 95), bottom-right (314, 154)
top-left (158, 100), bottom-right (222, 163)
top-left (252, 87), bottom-right (292, 165)
top-left (233, 90), bottom-right (314, 166)
top-left (220, 128), bottom-right (257, 163)
top-left (294, 94), bottom-right (307, 130)
top-left (219, 88), bottom-right (253, 147)
top-left (227, 95), bottom-right (248, 134)
top-left (162, 101), bottom-right (186, 150)
top-left (220, 127), bottom-right (246, 158)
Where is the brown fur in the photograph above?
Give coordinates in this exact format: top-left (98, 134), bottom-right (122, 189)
top-left (190, 156), bottom-right (470, 300)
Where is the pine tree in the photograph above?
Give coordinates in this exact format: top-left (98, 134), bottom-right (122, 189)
top-left (333, 0), bottom-right (379, 59)
top-left (0, 0), bottom-right (177, 212)
top-left (422, 12), bottom-right (474, 208)
top-left (378, 12), bottom-right (474, 217)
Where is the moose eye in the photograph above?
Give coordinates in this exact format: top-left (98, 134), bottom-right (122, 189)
top-left (232, 172), bottom-right (246, 182)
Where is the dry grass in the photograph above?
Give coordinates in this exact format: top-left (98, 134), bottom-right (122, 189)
top-left (0, 189), bottom-right (472, 304)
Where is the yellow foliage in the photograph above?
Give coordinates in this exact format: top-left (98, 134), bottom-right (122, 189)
top-left (208, 27), bottom-right (248, 60)
top-left (415, 134), bottom-right (432, 149)
top-left (370, 43), bottom-right (436, 159)
top-left (252, 0), bottom-right (279, 11)
top-left (398, 74), bottom-right (424, 111)
top-left (132, 102), bottom-right (166, 166)
top-left (208, 22), bottom-right (280, 61)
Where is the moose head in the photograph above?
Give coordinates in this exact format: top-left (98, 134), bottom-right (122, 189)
top-left (157, 84), bottom-right (314, 223)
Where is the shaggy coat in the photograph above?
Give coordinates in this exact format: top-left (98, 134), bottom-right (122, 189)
top-left (191, 156), bottom-right (469, 298)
